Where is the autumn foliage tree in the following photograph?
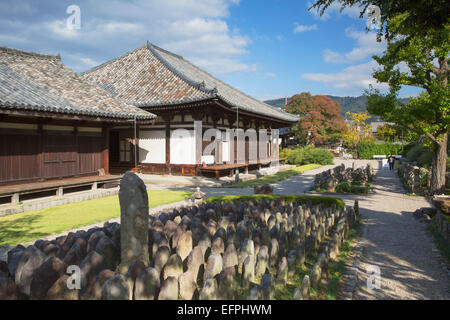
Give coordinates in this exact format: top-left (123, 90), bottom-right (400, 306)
top-left (343, 112), bottom-right (373, 159)
top-left (284, 93), bottom-right (347, 145)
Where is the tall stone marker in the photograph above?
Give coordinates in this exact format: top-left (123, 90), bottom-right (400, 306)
top-left (118, 172), bottom-right (149, 274)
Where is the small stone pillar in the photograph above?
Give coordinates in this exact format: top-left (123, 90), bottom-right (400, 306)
top-left (118, 172), bottom-right (149, 274)
top-left (192, 187), bottom-right (205, 204)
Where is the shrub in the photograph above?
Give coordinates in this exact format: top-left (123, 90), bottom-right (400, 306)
top-left (335, 181), bottom-right (351, 193)
top-left (405, 143), bottom-right (434, 167)
top-left (285, 146), bottom-right (334, 166)
top-left (357, 141), bottom-right (403, 159)
top-left (205, 194), bottom-right (345, 209)
top-left (350, 184), bottom-right (371, 194)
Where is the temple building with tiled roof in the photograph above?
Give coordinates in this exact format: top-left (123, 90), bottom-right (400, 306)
top-left (81, 42), bottom-right (298, 177)
top-left (0, 46), bottom-right (155, 185)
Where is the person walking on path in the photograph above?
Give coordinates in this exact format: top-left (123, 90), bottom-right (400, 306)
top-left (388, 154), bottom-right (396, 171)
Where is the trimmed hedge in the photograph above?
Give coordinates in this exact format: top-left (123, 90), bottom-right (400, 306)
top-left (283, 146), bottom-right (334, 166)
top-left (405, 143), bottom-right (434, 167)
top-left (205, 194), bottom-right (345, 209)
top-left (357, 141), bottom-right (403, 159)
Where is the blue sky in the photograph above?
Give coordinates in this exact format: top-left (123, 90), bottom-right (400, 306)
top-left (0, 0), bottom-right (420, 100)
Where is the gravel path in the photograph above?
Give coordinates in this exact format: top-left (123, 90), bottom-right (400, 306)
top-left (201, 160), bottom-right (450, 299)
top-left (350, 168), bottom-right (450, 300)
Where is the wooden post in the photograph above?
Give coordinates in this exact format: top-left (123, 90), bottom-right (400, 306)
top-left (164, 116), bottom-right (171, 175)
top-left (103, 126), bottom-right (110, 174)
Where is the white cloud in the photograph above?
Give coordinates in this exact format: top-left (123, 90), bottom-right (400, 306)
top-left (0, 0), bottom-right (253, 74)
top-left (323, 29), bottom-right (386, 64)
top-left (307, 1), bottom-right (364, 20)
top-left (264, 73), bottom-right (277, 78)
top-left (293, 23), bottom-right (318, 33)
top-left (276, 35), bottom-right (285, 41)
top-left (302, 60), bottom-right (389, 94)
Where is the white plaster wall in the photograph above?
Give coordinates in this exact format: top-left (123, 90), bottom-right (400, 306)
top-left (139, 130), bottom-right (166, 164)
top-left (170, 129), bottom-right (196, 165)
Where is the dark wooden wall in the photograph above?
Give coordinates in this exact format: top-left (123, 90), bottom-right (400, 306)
top-left (0, 128), bottom-right (106, 185)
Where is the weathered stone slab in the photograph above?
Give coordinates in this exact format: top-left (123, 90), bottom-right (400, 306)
top-left (179, 270), bottom-right (198, 300)
top-left (30, 257), bottom-right (67, 300)
top-left (101, 274), bottom-right (130, 300)
top-left (118, 172), bottom-right (149, 274)
top-left (158, 276), bottom-right (178, 300)
top-left (134, 267), bottom-right (160, 300)
top-left (199, 278), bottom-right (219, 300)
top-left (163, 254), bottom-right (183, 280)
top-left (204, 254), bottom-right (223, 281)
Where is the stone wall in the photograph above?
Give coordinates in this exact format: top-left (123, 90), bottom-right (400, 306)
top-left (398, 161), bottom-right (430, 194)
top-left (314, 163), bottom-right (373, 192)
top-left (0, 196), bottom-right (359, 300)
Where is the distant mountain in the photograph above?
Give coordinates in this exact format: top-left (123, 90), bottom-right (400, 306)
top-left (264, 95), bottom-right (410, 123)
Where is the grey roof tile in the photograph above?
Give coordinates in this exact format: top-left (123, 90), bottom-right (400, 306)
top-left (0, 46), bottom-right (156, 121)
top-left (82, 42), bottom-right (299, 123)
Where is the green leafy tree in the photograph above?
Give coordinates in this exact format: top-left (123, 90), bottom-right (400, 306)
top-left (310, 0), bottom-right (449, 195)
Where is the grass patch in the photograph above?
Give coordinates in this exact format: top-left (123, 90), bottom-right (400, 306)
top-left (232, 164), bottom-right (322, 188)
top-left (429, 218), bottom-right (450, 265)
top-left (0, 190), bottom-right (193, 246)
top-left (205, 194), bottom-right (345, 209)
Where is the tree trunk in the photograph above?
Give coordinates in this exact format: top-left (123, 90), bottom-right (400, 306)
top-left (430, 131), bottom-right (448, 195)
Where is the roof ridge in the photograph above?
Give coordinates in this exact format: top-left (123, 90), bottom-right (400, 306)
top-left (79, 44), bottom-right (147, 75)
top-left (146, 41), bottom-right (217, 96)
top-left (155, 46), bottom-right (297, 120)
top-left (0, 46), bottom-right (60, 61)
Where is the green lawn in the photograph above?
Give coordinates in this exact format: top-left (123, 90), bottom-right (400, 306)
top-left (232, 164), bottom-right (322, 188)
top-left (0, 190), bottom-right (193, 246)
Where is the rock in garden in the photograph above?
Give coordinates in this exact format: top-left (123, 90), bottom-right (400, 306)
top-left (89, 269), bottom-right (116, 300)
top-left (204, 254), bottom-right (223, 281)
top-left (154, 246), bottom-right (171, 274)
top-left (7, 245), bottom-right (25, 279)
top-left (101, 274), bottom-right (130, 300)
top-left (301, 275), bottom-right (311, 300)
top-left (211, 236), bottom-right (225, 255)
top-left (309, 263), bottom-right (321, 290)
top-left (255, 245), bottom-right (269, 276)
top-left (218, 267), bottom-right (236, 300)
top-left (46, 275), bottom-right (79, 300)
top-left (162, 254), bottom-right (183, 280)
top-left (63, 241), bottom-right (86, 266)
top-left (179, 271), bottom-right (198, 300)
top-left (242, 255), bottom-right (255, 288)
top-left (95, 236), bottom-right (118, 271)
top-left (80, 251), bottom-right (106, 293)
top-left (134, 267), bottom-right (160, 300)
top-left (15, 246), bottom-right (47, 296)
top-left (276, 257), bottom-right (288, 285)
top-left (30, 257), bottom-right (67, 300)
top-left (118, 172), bottom-right (149, 274)
top-left (187, 246), bottom-right (204, 282)
top-left (199, 278), bottom-right (219, 300)
top-left (269, 239), bottom-right (279, 268)
top-left (0, 275), bottom-right (20, 300)
top-left (293, 287), bottom-right (302, 300)
top-left (246, 286), bottom-right (260, 300)
top-left (260, 274), bottom-right (274, 300)
top-left (238, 238), bottom-right (254, 266)
top-left (222, 244), bottom-right (238, 269)
top-left (198, 234), bottom-right (211, 259)
top-left (158, 276), bottom-right (179, 300)
top-left (86, 231), bottom-right (106, 253)
top-left (176, 231), bottom-right (193, 262)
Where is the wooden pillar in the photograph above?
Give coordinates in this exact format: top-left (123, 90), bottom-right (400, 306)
top-left (164, 116), bottom-right (171, 175)
top-left (136, 124), bottom-right (140, 169)
top-left (38, 124), bottom-right (44, 180)
top-left (103, 126), bottom-right (110, 174)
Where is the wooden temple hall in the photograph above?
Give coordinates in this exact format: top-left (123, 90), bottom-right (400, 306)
top-left (81, 41), bottom-right (298, 178)
top-left (0, 42), bottom-right (298, 202)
